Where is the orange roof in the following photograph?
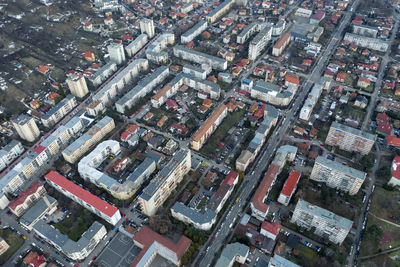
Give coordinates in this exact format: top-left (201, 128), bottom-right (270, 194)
top-left (358, 77), bottom-right (371, 83)
top-left (285, 73), bottom-right (299, 85)
top-left (157, 115), bottom-right (168, 126)
top-left (126, 124), bottom-right (139, 133)
top-left (152, 85), bottom-right (171, 101)
top-left (226, 102), bottom-right (236, 111)
top-left (252, 164), bottom-right (280, 213)
top-left (337, 72), bottom-right (347, 79)
top-left (9, 182), bottom-right (43, 211)
top-left (192, 104), bottom-right (227, 142)
top-left (281, 171), bottom-right (301, 196)
top-left (273, 33), bottom-right (291, 49)
top-left (49, 92), bottom-right (60, 99)
top-left (261, 221), bottom-right (281, 235)
top-left (387, 135), bottom-right (400, 147)
top-left (38, 66), bottom-right (50, 73)
top-left (202, 98), bottom-right (213, 107)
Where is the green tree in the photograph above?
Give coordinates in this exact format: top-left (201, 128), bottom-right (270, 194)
top-left (360, 155), bottom-right (374, 170)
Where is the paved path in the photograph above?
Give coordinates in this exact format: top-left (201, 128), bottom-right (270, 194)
top-left (369, 213), bottom-right (400, 229)
top-left (359, 246), bottom-right (400, 260)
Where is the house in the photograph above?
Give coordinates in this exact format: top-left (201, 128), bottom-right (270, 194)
top-left (157, 115), bottom-right (168, 128)
top-left (294, 127), bottom-right (305, 136)
top-left (386, 135), bottom-right (400, 149)
top-left (30, 99), bottom-right (40, 109)
top-left (143, 112), bottom-right (154, 121)
top-left (357, 77), bottom-right (371, 89)
top-left (260, 221), bottom-right (281, 240)
top-left (376, 121), bottom-right (394, 136)
top-left (389, 155), bottom-right (400, 186)
top-left (349, 43), bottom-right (358, 51)
top-left (354, 95), bottom-right (368, 109)
top-left (166, 99), bottom-right (178, 110)
top-left (376, 113), bottom-right (390, 124)
top-left (23, 251), bottom-right (47, 267)
top-left (170, 123), bottom-right (189, 135)
top-left (104, 17), bottom-right (114, 25)
top-left (83, 21), bottom-right (93, 31)
top-left (202, 99), bottom-right (213, 109)
top-left (84, 51), bottom-right (96, 62)
top-left (285, 73), bottom-right (300, 88)
top-left (336, 73), bottom-right (347, 83)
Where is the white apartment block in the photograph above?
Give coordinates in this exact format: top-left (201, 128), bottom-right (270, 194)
top-left (108, 42), bottom-right (126, 65)
top-left (126, 34), bottom-right (148, 57)
top-left (8, 181), bottom-right (46, 217)
top-left (277, 171), bottom-right (301, 206)
top-left (352, 24), bottom-right (378, 38)
top-left (78, 140), bottom-right (156, 200)
top-left (171, 202), bottom-right (217, 230)
top-left (89, 62), bottom-right (117, 87)
top-left (291, 199), bottom-right (352, 244)
top-left (310, 156), bottom-right (366, 195)
top-left (45, 171), bottom-right (121, 225)
top-left (115, 66), bottom-right (169, 113)
top-left (145, 34), bottom-right (175, 63)
top-left (237, 22), bottom-right (261, 44)
top-left (41, 95), bottom-right (77, 128)
top-left (62, 116), bottom-right (115, 164)
top-left (183, 64), bottom-right (211, 80)
top-left (250, 80), bottom-right (296, 107)
top-left (325, 121), bottom-right (376, 155)
top-left (0, 140), bottom-right (24, 172)
top-left (272, 33), bottom-right (291, 57)
top-left (344, 33), bottom-right (389, 52)
top-left (173, 45), bottom-right (227, 70)
top-left (191, 104), bottom-right (227, 151)
top-left (66, 74), bottom-right (89, 98)
top-left (139, 150), bottom-right (191, 216)
top-left (181, 20), bottom-right (208, 44)
top-left (140, 18), bottom-right (155, 38)
top-left (299, 83), bottom-right (323, 121)
top-left (205, 0), bottom-right (234, 23)
top-left (295, 7), bottom-right (312, 18)
top-left (12, 114), bottom-right (40, 142)
top-left (249, 26), bottom-right (272, 60)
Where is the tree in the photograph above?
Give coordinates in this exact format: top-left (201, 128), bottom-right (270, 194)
top-left (360, 155), bottom-right (374, 170)
top-left (377, 166), bottom-right (391, 180)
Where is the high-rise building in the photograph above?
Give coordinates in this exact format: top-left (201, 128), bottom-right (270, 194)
top-left (291, 199), bottom-right (352, 244)
top-left (66, 74), bottom-right (89, 98)
top-left (12, 115), bottom-right (40, 142)
top-left (140, 18), bottom-right (155, 38)
top-left (108, 43), bottom-right (125, 65)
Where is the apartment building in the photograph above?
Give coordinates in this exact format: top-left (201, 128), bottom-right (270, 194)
top-left (139, 150), bottom-right (191, 216)
top-left (140, 18), bottom-right (155, 38)
top-left (205, 0), bottom-right (234, 23)
top-left (8, 181), bottom-right (46, 217)
top-left (215, 243), bottom-right (249, 267)
top-left (272, 33), bottom-right (291, 57)
top-left (45, 171), bottom-right (121, 225)
top-left (250, 80), bottom-right (296, 106)
top-left (62, 116), bottom-right (115, 163)
top-left (12, 114), bottom-right (40, 142)
top-left (125, 34), bottom-right (148, 57)
top-left (0, 237), bottom-right (9, 256)
top-left (191, 104), bottom-right (228, 151)
top-left (249, 26), bottom-right (272, 60)
top-left (89, 62), bottom-right (117, 87)
top-left (0, 140), bottom-right (24, 172)
top-left (310, 156), bottom-right (366, 195)
top-left (325, 121), bottom-right (376, 155)
top-left (41, 95), bottom-right (77, 128)
top-left (78, 140), bottom-right (156, 200)
top-left (277, 171), bottom-right (301, 206)
top-left (251, 146), bottom-right (297, 220)
top-left (181, 20), bottom-right (208, 44)
top-left (344, 33), bottom-right (389, 52)
top-left (183, 64), bottom-right (211, 80)
top-left (237, 23), bottom-right (261, 44)
top-left (173, 45), bottom-right (227, 70)
top-left (299, 83), bottom-right (323, 121)
top-left (20, 194), bottom-right (57, 231)
top-left (146, 34), bottom-right (175, 63)
top-left (33, 220), bottom-right (107, 261)
top-left (108, 42), bottom-right (126, 65)
top-left (115, 66), bottom-right (169, 113)
top-left (389, 155), bottom-right (400, 186)
top-left (291, 199), bottom-right (352, 244)
top-left (66, 74), bottom-right (89, 98)
top-left (352, 24), bottom-right (379, 38)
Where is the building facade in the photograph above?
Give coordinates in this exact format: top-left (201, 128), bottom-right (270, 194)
top-left (8, 181), bottom-right (46, 217)
top-left (344, 33), bottom-right (389, 52)
top-left (277, 171), bottom-right (301, 206)
top-left (108, 43), bottom-right (126, 65)
top-left (12, 114), bottom-right (40, 142)
top-left (41, 95), bottom-right (77, 128)
top-left (181, 20), bottom-right (208, 44)
top-left (173, 45), bottom-right (227, 70)
top-left (66, 74), bottom-right (89, 98)
top-left (249, 26), bottom-right (272, 60)
top-left (0, 140), bottom-right (24, 172)
top-left (125, 34), bottom-right (148, 57)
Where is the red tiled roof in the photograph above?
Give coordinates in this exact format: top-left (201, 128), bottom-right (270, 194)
top-left (377, 121), bottom-right (393, 135)
top-left (386, 135), bottom-right (400, 147)
top-left (9, 182), bottom-right (43, 210)
top-left (121, 131), bottom-right (130, 141)
top-left (223, 170), bottom-right (238, 186)
top-left (252, 164), bottom-right (280, 213)
top-left (285, 73), bottom-right (299, 85)
top-left (261, 221), bottom-right (281, 235)
top-left (392, 155), bottom-right (400, 180)
top-left (33, 145), bottom-right (46, 154)
top-left (281, 171), bottom-right (301, 197)
top-left (126, 124), bottom-right (139, 133)
top-left (45, 171), bottom-right (119, 217)
top-left (130, 226), bottom-right (191, 266)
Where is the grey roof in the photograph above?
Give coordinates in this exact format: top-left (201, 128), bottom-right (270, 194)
top-left (352, 23), bottom-right (379, 31)
top-left (269, 255), bottom-right (300, 267)
top-left (13, 114), bottom-right (33, 125)
top-left (90, 61), bottom-right (117, 80)
top-left (126, 34), bottom-right (148, 50)
top-left (331, 121), bottom-right (376, 141)
top-left (181, 73), bottom-right (221, 94)
top-left (237, 22), bottom-right (259, 39)
top-left (215, 242), bottom-right (249, 267)
top-left (20, 195), bottom-right (57, 226)
top-left (172, 202), bottom-right (216, 224)
top-left (315, 156), bottom-right (366, 180)
top-left (297, 199), bottom-right (353, 230)
top-left (254, 80), bottom-right (281, 92)
top-left (183, 64), bottom-right (207, 74)
top-left (207, 0), bottom-right (233, 18)
top-left (181, 20), bottom-right (207, 39)
top-left (146, 150), bottom-right (164, 163)
top-left (42, 95), bottom-right (76, 120)
top-left (174, 45), bottom-right (227, 65)
top-left (2, 140), bottom-right (22, 152)
top-left (251, 26), bottom-right (272, 45)
top-left (127, 157), bottom-right (155, 183)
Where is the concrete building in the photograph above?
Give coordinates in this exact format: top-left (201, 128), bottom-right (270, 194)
top-left (0, 193), bottom-right (9, 209)
top-left (78, 140), bottom-right (156, 200)
top-left (249, 26), bottom-right (272, 60)
top-left (251, 146), bottom-right (297, 220)
top-left (268, 254), bottom-right (300, 267)
top-left (89, 62), bottom-right (117, 87)
top-left (352, 24), bottom-right (379, 38)
top-left (66, 74), bottom-right (89, 98)
top-left (171, 203), bottom-right (217, 230)
top-left (125, 34), bottom-right (148, 57)
top-left (45, 171), bottom-right (121, 225)
top-left (344, 33), bottom-right (389, 52)
top-left (250, 80), bottom-right (296, 107)
top-left (215, 242), bottom-right (249, 267)
top-left (20, 195), bottom-right (57, 231)
top-left (295, 7), bottom-right (312, 18)
top-left (145, 34), bottom-right (175, 63)
top-left (272, 33), bottom-right (291, 57)
top-left (325, 121), bottom-right (376, 155)
top-left (33, 220), bottom-right (106, 261)
top-left (139, 150), bottom-right (191, 216)
top-left (0, 140), bottom-right (24, 172)
top-left (62, 116), bottom-right (115, 163)
top-left (8, 181), bottom-right (46, 217)
top-left (191, 104), bottom-right (228, 151)
top-left (183, 64), bottom-right (211, 80)
top-left (299, 83), bottom-right (323, 121)
top-left (205, 0), bottom-right (234, 23)
top-left (131, 226), bottom-right (191, 266)
top-left (310, 157), bottom-right (366, 195)
top-left (237, 22), bottom-right (260, 44)
top-left (0, 237), bottom-right (9, 256)
top-left (41, 95), bottom-right (77, 128)
top-left (389, 155), bottom-right (400, 187)
top-left (291, 199), bottom-right (352, 244)
top-left (277, 171), bottom-right (301, 206)
top-left (12, 114), bottom-right (40, 142)
top-left (115, 66), bottom-right (169, 113)
top-left (173, 45), bottom-right (227, 70)
top-left (181, 20), bottom-right (208, 44)
top-left (108, 42), bottom-right (126, 65)
top-left (261, 221), bottom-right (281, 240)
top-left (140, 18), bottom-right (155, 38)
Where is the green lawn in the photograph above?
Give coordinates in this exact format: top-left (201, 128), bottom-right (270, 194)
top-left (291, 244), bottom-right (319, 266)
top-left (0, 229), bottom-right (25, 265)
top-left (52, 208), bottom-right (93, 241)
